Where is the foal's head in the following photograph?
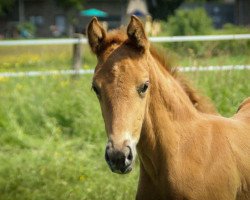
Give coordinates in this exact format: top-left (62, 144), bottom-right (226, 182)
top-left (88, 16), bottom-right (151, 174)
top-left (87, 16), bottom-right (216, 174)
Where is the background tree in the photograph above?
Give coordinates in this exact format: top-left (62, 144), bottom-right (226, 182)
top-left (146, 0), bottom-right (184, 20)
top-left (56, 0), bottom-right (83, 11)
top-left (147, 0), bottom-right (223, 20)
top-left (56, 0), bottom-right (84, 35)
top-left (0, 0), bottom-right (15, 16)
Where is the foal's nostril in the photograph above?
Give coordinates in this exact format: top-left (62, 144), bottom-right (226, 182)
top-left (105, 144), bottom-right (134, 173)
top-left (105, 147), bottom-right (110, 163)
top-left (127, 147), bottom-right (133, 161)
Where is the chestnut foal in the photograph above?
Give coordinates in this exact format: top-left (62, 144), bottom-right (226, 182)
top-left (87, 16), bottom-right (250, 200)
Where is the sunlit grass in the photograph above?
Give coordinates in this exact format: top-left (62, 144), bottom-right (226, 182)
top-left (186, 70), bottom-right (250, 116)
top-left (0, 45), bottom-right (96, 72)
top-left (0, 75), bottom-right (138, 200)
top-left (0, 42), bottom-right (249, 199)
top-left (0, 43), bottom-right (249, 73)
top-left (0, 69), bottom-right (249, 199)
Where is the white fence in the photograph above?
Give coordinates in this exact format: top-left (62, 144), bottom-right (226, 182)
top-left (0, 65), bottom-right (249, 78)
top-left (0, 34), bottom-right (250, 46)
top-left (149, 34), bottom-right (250, 42)
top-left (0, 34), bottom-right (250, 78)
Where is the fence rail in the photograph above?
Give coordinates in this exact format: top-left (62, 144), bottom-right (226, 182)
top-left (1, 34), bottom-right (250, 46)
top-left (0, 65), bottom-right (249, 78)
top-left (150, 34), bottom-right (250, 43)
top-left (1, 34), bottom-right (249, 78)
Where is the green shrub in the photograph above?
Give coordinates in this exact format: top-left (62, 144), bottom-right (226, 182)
top-left (162, 8), bottom-right (213, 57)
top-left (216, 23), bottom-right (250, 34)
top-left (166, 8), bottom-right (213, 36)
top-left (17, 22), bottom-right (36, 38)
top-left (211, 24), bottom-right (250, 56)
top-left (161, 9), bottom-right (250, 58)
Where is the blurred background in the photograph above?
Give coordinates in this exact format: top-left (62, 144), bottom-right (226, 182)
top-left (0, 0), bottom-right (249, 200)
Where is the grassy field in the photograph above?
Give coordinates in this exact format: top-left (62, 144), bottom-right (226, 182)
top-left (0, 43), bottom-right (250, 200)
top-left (0, 74), bottom-right (139, 200)
top-left (0, 45), bottom-right (97, 72)
top-left (0, 42), bottom-right (250, 73)
top-left (0, 70), bottom-right (249, 200)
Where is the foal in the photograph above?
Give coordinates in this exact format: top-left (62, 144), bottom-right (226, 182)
top-left (87, 16), bottom-right (250, 200)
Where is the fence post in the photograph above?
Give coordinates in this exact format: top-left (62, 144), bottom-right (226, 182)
top-left (72, 33), bottom-right (83, 75)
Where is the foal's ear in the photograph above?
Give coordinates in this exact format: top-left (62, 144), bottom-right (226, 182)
top-left (87, 17), bottom-right (106, 54)
top-left (127, 15), bottom-right (149, 52)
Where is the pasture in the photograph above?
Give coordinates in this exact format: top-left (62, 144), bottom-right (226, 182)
top-left (1, 44), bottom-right (250, 72)
top-left (0, 44), bottom-right (249, 200)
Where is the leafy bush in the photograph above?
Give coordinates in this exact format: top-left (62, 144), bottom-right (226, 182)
top-left (161, 8), bottom-right (213, 57)
top-left (211, 24), bottom-right (250, 56)
top-left (166, 8), bottom-right (213, 36)
top-left (161, 8), bottom-right (250, 58)
top-left (17, 22), bottom-right (36, 38)
top-left (217, 23), bottom-right (250, 34)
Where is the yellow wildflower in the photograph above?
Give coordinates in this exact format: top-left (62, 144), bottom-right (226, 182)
top-left (0, 77), bottom-right (9, 82)
top-left (79, 175), bottom-right (85, 182)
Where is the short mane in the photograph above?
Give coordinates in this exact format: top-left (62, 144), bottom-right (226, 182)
top-left (102, 29), bottom-right (217, 114)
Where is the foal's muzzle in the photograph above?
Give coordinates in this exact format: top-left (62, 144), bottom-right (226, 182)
top-left (105, 142), bottom-right (134, 174)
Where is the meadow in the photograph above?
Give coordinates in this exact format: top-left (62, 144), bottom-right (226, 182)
top-left (0, 41), bottom-right (250, 72)
top-left (0, 42), bottom-right (250, 200)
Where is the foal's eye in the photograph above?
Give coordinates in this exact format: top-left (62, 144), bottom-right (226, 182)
top-left (138, 81), bottom-right (149, 96)
top-left (92, 84), bottom-right (100, 97)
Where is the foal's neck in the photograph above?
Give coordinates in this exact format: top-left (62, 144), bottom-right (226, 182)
top-left (148, 53), bottom-right (198, 122)
top-left (137, 54), bottom-right (199, 185)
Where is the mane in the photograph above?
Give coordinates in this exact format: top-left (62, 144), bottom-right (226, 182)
top-left (148, 46), bottom-right (217, 114)
top-left (103, 29), bottom-right (217, 114)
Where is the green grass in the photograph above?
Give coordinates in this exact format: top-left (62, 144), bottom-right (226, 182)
top-left (0, 45), bottom-right (97, 72)
top-left (187, 70), bottom-right (250, 116)
top-left (0, 75), bottom-right (138, 200)
top-left (0, 69), bottom-right (249, 200)
top-left (0, 42), bottom-right (250, 199)
top-left (0, 42), bottom-right (250, 73)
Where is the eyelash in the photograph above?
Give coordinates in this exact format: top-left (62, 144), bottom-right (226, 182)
top-left (138, 81), bottom-right (149, 95)
top-left (92, 85), bottom-right (100, 96)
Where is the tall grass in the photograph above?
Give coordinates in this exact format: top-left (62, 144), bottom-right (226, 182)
top-left (0, 45), bottom-right (96, 72)
top-left (0, 38), bottom-right (249, 199)
top-left (0, 69), bottom-right (249, 199)
top-left (0, 41), bottom-right (250, 73)
top-left (0, 75), bottom-right (138, 200)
